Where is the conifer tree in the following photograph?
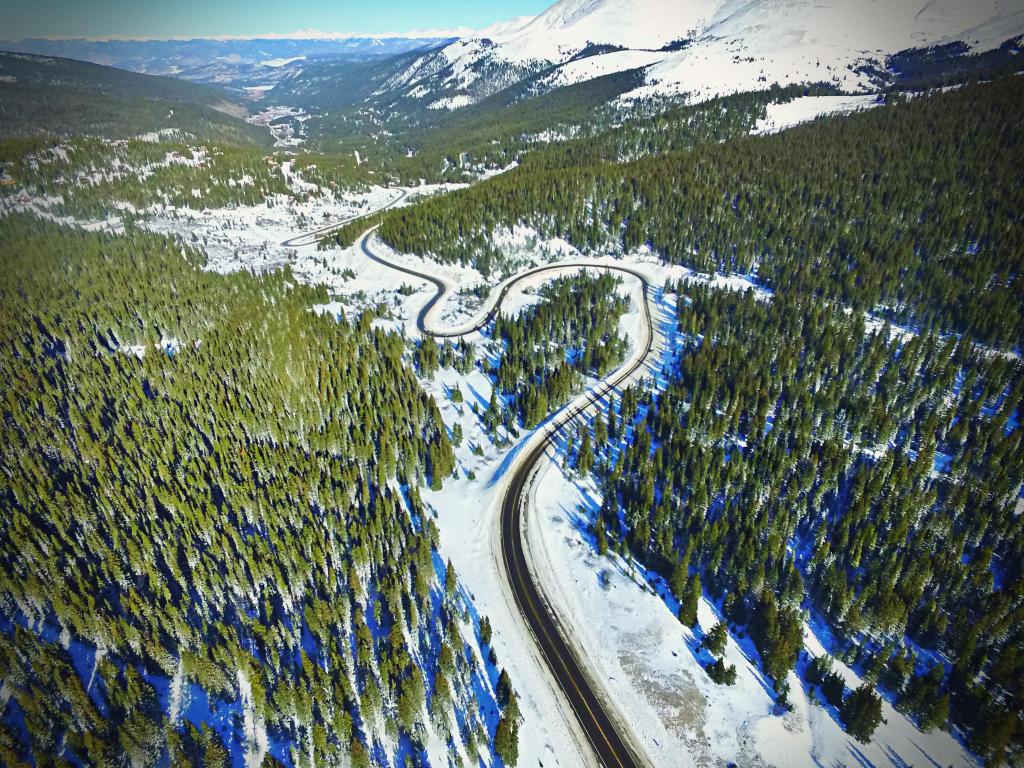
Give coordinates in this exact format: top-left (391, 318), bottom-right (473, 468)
top-left (841, 684), bottom-right (885, 743)
top-left (701, 621), bottom-right (728, 657)
top-left (679, 574), bottom-right (701, 628)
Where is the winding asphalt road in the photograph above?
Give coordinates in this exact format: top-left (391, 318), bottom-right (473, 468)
top-left (355, 225), bottom-right (655, 768)
top-left (282, 188), bottom-right (654, 764)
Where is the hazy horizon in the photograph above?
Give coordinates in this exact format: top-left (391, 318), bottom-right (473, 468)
top-left (3, 0), bottom-right (549, 41)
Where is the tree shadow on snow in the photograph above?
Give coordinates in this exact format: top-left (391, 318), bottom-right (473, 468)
top-left (846, 742), bottom-right (879, 768)
top-left (883, 744), bottom-right (913, 768)
top-left (465, 381), bottom-right (490, 413)
top-left (911, 741), bottom-right (945, 768)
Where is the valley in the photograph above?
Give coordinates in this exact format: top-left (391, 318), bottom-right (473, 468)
top-left (1, 1), bottom-right (1023, 767)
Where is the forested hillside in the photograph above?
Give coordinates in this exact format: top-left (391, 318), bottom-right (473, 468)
top-left (0, 52), bottom-right (267, 146)
top-left (0, 136), bottom-right (394, 227)
top-left (569, 281), bottom-right (1023, 763)
top-left (352, 76), bottom-right (1023, 348)
top-left (307, 73), bottom-right (833, 190)
top-left (381, 79), bottom-right (829, 187)
top-left (0, 217), bottom-right (517, 766)
top-left (1, 137), bottom-right (295, 216)
top-left (487, 272), bottom-right (629, 429)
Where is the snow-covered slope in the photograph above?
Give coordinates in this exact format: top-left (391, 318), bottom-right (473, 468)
top-left (632, 0), bottom-right (1024, 102)
top-left (383, 0), bottom-right (1024, 109)
top-left (492, 0), bottom-right (720, 63)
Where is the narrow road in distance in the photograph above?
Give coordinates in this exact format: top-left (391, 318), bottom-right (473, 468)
top-left (279, 188), bottom-right (407, 248)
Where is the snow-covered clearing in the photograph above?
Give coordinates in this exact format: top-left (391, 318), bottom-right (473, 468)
top-left (260, 56), bottom-right (305, 68)
top-left (168, 660), bottom-right (185, 725)
top-left (753, 94), bottom-right (881, 135)
top-left (540, 48), bottom-right (667, 89)
top-left (1, 190), bottom-right (128, 233)
top-left (863, 310), bottom-right (1021, 361)
top-left (246, 105), bottom-right (310, 147)
top-left (136, 128), bottom-right (192, 143)
top-left (139, 186), bottom-right (397, 275)
top-left (134, 179), bottom-right (457, 287)
top-left (429, 94), bottom-right (474, 110)
top-left (238, 669), bottom-right (269, 768)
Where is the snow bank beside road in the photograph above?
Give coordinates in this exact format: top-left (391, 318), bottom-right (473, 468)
top-left (526, 453), bottom-right (980, 767)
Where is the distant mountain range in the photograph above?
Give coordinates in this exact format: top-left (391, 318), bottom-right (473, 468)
top-left (0, 37), bottom-right (453, 92)
top-left (3, 0), bottom-right (1022, 147)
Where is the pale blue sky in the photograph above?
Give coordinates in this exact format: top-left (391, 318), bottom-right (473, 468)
top-left (5, 0), bottom-right (551, 40)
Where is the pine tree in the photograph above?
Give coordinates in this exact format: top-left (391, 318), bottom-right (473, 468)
top-left (841, 684), bottom-right (884, 743)
top-left (494, 710), bottom-right (519, 766)
top-left (679, 573), bottom-right (701, 627)
top-left (398, 670), bottom-right (426, 733)
top-left (445, 559), bottom-right (458, 599)
top-left (669, 560), bottom-right (688, 601)
top-left (921, 693), bottom-right (949, 734)
top-left (496, 668), bottom-right (513, 707)
top-left (576, 431), bottom-right (594, 476)
top-left (705, 657), bottom-right (737, 685)
top-left (820, 669), bottom-right (845, 708)
top-left (701, 621), bottom-right (728, 657)
top-left (595, 515), bottom-right (608, 556)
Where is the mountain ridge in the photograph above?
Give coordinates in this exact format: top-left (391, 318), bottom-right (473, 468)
top-left (375, 0), bottom-right (1024, 110)
top-left (0, 51), bottom-right (269, 144)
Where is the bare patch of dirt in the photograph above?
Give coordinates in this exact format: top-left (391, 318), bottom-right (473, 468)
top-left (617, 631), bottom-right (722, 766)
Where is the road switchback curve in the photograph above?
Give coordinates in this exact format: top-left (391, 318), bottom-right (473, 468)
top-left (356, 226), bottom-right (655, 768)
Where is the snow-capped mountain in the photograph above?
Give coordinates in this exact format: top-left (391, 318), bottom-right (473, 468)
top-left (486, 0), bottom-right (718, 62)
top-left (634, 0), bottom-right (1024, 102)
top-left (377, 0), bottom-right (1024, 110)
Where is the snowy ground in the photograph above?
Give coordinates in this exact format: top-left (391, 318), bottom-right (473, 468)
top-left (752, 94), bottom-right (881, 135)
top-left (307, 232), bottom-right (486, 334)
top-left (0, 193), bottom-right (128, 234)
top-left (419, 362), bottom-right (594, 768)
top-left (246, 106), bottom-right (312, 148)
top-left (523, 455), bottom-right (979, 768)
top-left (140, 187), bottom-right (397, 276)
top-left (142, 180), bottom-right (467, 296)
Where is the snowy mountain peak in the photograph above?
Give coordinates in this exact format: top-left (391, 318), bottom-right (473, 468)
top-left (492, 0), bottom-right (720, 61)
top-left (477, 14), bottom-right (538, 40)
top-left (388, 0), bottom-right (1024, 110)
